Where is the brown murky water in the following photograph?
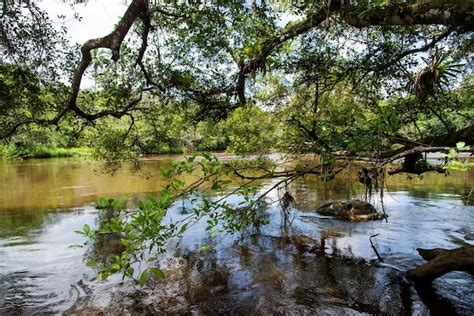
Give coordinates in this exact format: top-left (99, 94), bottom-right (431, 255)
top-left (0, 155), bottom-right (473, 315)
top-left (0, 155), bottom-right (201, 211)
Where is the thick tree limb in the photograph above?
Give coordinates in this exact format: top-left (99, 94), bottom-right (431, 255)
top-left (337, 0), bottom-right (474, 28)
top-left (235, 0), bottom-right (473, 104)
top-left (380, 128), bottom-right (473, 174)
top-left (67, 0), bottom-right (147, 119)
top-left (371, 124), bottom-right (474, 160)
top-left (332, 146), bottom-right (452, 163)
top-left (420, 124), bottom-right (474, 147)
top-left (407, 245), bottom-right (474, 282)
top-left (385, 146), bottom-right (451, 163)
top-left (1, 0), bottom-right (147, 139)
top-left (236, 8), bottom-right (327, 104)
top-left (135, 4), bottom-right (157, 89)
top-left (387, 152), bottom-right (446, 175)
top-left (331, 123), bottom-right (473, 175)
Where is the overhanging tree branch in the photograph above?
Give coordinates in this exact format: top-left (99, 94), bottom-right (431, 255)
top-left (330, 124), bottom-right (473, 171)
top-left (1, 0), bottom-right (147, 139)
top-left (235, 1), bottom-right (473, 104)
top-left (135, 3), bottom-right (156, 89)
top-left (236, 8), bottom-right (327, 104)
top-left (2, 1), bottom-right (473, 137)
top-left (337, 0), bottom-right (474, 27)
top-left (67, 0), bottom-right (147, 118)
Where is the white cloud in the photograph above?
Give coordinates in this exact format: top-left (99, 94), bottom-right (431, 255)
top-left (37, 1), bottom-right (128, 88)
top-left (38, 0), bottom-right (128, 45)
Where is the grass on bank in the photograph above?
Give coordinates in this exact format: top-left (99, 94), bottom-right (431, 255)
top-left (0, 145), bottom-right (91, 159)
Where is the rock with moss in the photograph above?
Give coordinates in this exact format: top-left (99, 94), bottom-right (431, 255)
top-left (316, 200), bottom-right (386, 221)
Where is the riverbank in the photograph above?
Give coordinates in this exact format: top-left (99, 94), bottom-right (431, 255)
top-left (0, 145), bottom-right (91, 159)
top-left (0, 145), bottom-right (189, 159)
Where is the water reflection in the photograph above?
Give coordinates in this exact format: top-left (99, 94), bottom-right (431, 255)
top-left (0, 156), bottom-right (192, 211)
top-left (0, 208), bottom-right (96, 314)
top-left (0, 156), bottom-right (473, 314)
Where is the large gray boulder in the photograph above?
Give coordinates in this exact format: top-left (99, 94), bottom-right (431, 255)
top-left (316, 199), bottom-right (386, 221)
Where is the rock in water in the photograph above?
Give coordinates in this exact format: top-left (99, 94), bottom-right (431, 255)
top-left (316, 200), bottom-right (386, 221)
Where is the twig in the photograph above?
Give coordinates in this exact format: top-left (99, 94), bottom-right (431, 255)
top-left (369, 233), bottom-right (383, 262)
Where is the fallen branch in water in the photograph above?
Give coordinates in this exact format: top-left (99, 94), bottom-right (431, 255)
top-left (407, 245), bottom-right (474, 282)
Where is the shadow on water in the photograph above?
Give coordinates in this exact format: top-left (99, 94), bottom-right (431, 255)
top-left (65, 195), bottom-right (473, 315)
top-left (67, 233), bottom-right (414, 315)
top-left (414, 280), bottom-right (458, 316)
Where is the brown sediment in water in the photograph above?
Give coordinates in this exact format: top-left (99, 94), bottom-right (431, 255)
top-left (1, 156), bottom-right (473, 315)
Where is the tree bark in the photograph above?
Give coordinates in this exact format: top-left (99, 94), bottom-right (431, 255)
top-left (337, 0), bottom-right (474, 27)
top-left (67, 0), bottom-right (147, 119)
top-left (378, 124), bottom-right (474, 161)
top-left (407, 245), bottom-right (474, 282)
top-left (420, 124), bottom-right (474, 148)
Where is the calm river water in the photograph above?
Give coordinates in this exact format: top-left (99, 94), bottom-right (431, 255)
top-left (0, 155), bottom-right (473, 315)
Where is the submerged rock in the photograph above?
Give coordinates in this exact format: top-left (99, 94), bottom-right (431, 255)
top-left (316, 199), bottom-right (386, 221)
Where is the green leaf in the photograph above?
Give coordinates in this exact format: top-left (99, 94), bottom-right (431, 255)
top-left (97, 197), bottom-right (108, 209)
top-left (98, 271), bottom-right (109, 281)
top-left (139, 268), bottom-right (149, 287)
top-left (110, 263), bottom-right (121, 272)
top-left (160, 190), bottom-right (170, 206)
top-left (160, 166), bottom-right (171, 178)
top-left (108, 217), bottom-right (122, 232)
top-left (149, 267), bottom-right (165, 279)
top-left (68, 244), bottom-right (83, 249)
top-left (179, 223), bottom-right (188, 235)
top-left (211, 181), bottom-right (221, 191)
top-left (199, 245), bottom-right (211, 254)
top-left (125, 267), bottom-right (134, 277)
top-left (86, 261), bottom-right (97, 267)
top-left (121, 239), bottom-right (130, 248)
top-left (171, 179), bottom-right (183, 190)
top-left (457, 142), bottom-right (466, 150)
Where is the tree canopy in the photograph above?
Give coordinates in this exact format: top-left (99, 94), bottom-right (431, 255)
top-left (1, 0), bottom-right (472, 161)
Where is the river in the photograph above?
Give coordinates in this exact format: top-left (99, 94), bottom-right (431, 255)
top-left (0, 155), bottom-right (473, 315)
